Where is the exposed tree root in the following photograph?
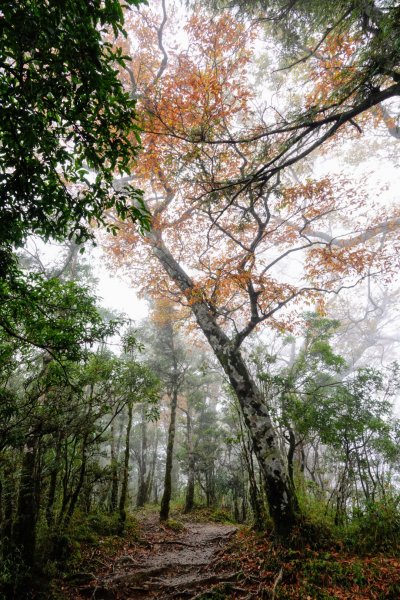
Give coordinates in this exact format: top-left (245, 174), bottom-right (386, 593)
top-left (271, 567), bottom-right (283, 599)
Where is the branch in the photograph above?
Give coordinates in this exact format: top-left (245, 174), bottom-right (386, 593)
top-left (270, 215), bottom-right (400, 249)
top-left (146, 0), bottom-right (168, 91)
top-left (253, 83), bottom-right (400, 185)
top-left (145, 83), bottom-right (400, 149)
top-left (374, 104), bottom-right (400, 140)
top-left (273, 8), bottom-right (353, 73)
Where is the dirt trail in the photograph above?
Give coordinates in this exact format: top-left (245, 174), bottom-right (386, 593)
top-left (78, 516), bottom-right (238, 599)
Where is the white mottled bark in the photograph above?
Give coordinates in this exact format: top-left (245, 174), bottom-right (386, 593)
top-left (149, 231), bottom-right (298, 536)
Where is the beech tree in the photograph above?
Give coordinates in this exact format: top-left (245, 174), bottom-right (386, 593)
top-left (106, 2), bottom-right (400, 538)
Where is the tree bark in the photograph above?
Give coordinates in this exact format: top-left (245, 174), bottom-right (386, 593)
top-left (287, 427), bottom-right (296, 489)
top-left (119, 400), bottom-right (133, 531)
top-left (46, 433), bottom-right (62, 527)
top-left (160, 385), bottom-right (178, 521)
top-left (184, 407), bottom-right (195, 513)
top-left (239, 409), bottom-right (266, 531)
top-left (13, 436), bottom-right (38, 566)
top-left (151, 232), bottom-right (299, 538)
top-left (110, 419), bottom-right (119, 513)
top-left (146, 426), bottom-right (159, 504)
top-left (137, 404), bottom-right (149, 507)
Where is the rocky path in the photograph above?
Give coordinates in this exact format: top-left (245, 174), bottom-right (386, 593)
top-left (74, 516), bottom-right (239, 599)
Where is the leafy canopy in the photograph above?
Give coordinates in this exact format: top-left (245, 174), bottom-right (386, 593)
top-left (259, 314), bottom-right (400, 459)
top-left (209, 0), bottom-right (400, 83)
top-left (108, 4), bottom-right (400, 341)
top-left (0, 0), bottom-right (149, 276)
top-left (0, 272), bottom-right (120, 361)
top-left (192, 0), bottom-right (400, 185)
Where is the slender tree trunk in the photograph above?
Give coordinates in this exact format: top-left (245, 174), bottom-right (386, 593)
top-left (160, 386), bottom-right (178, 521)
top-left (46, 434), bottom-right (62, 527)
top-left (58, 438), bottom-right (73, 524)
top-left (137, 404), bottom-right (149, 507)
top-left (146, 426), bottom-right (159, 503)
top-left (110, 419), bottom-right (119, 513)
top-left (13, 436), bottom-right (38, 566)
top-left (241, 478), bottom-right (248, 523)
top-left (63, 445), bottom-right (88, 527)
top-left (205, 466), bottom-right (216, 507)
top-left (205, 471), bottom-right (211, 508)
top-left (287, 428), bottom-right (296, 489)
top-left (299, 442), bottom-right (306, 474)
top-left (153, 481), bottom-right (159, 504)
top-left (151, 234), bottom-right (299, 538)
top-left (119, 401), bottom-right (133, 531)
top-left (184, 408), bottom-right (195, 513)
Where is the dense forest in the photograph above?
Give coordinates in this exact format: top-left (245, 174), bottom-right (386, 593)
top-left (1, 1), bottom-right (400, 598)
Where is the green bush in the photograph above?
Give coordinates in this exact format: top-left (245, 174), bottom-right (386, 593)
top-left (210, 509), bottom-right (235, 524)
top-left (345, 496), bottom-right (400, 553)
top-left (164, 518), bottom-right (185, 531)
top-left (86, 512), bottom-right (120, 537)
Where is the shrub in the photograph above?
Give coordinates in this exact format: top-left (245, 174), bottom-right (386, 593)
top-left (345, 496), bottom-right (400, 553)
top-left (210, 509), bottom-right (235, 524)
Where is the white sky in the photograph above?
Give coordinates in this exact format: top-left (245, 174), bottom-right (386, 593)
top-left (92, 246), bottom-right (148, 322)
top-left (24, 238), bottom-right (148, 324)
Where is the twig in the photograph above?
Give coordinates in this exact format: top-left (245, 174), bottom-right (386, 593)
top-left (271, 567), bottom-right (283, 600)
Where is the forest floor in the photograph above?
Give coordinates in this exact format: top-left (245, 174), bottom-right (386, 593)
top-left (60, 510), bottom-right (239, 599)
top-left (58, 509), bottom-right (400, 600)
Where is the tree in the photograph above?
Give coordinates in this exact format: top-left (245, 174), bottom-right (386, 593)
top-left (0, 273), bottom-right (117, 361)
top-left (142, 300), bottom-right (189, 522)
top-left (255, 314), bottom-right (400, 522)
top-left (180, 357), bottom-right (223, 513)
top-left (0, 300), bottom-right (120, 572)
top-left (106, 2), bottom-right (400, 538)
top-left (0, 0), bottom-right (152, 360)
top-left (196, 0), bottom-right (400, 184)
top-left (118, 338), bottom-right (159, 530)
top-left (0, 0), bottom-right (149, 280)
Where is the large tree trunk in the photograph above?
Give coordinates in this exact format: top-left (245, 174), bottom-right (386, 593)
top-left (237, 406), bottom-right (266, 531)
top-left (151, 233), bottom-right (299, 538)
top-left (160, 385), bottom-right (178, 521)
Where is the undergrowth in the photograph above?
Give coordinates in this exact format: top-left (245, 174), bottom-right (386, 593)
top-left (4, 500), bottom-right (400, 599)
top-left (210, 526), bottom-right (400, 599)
